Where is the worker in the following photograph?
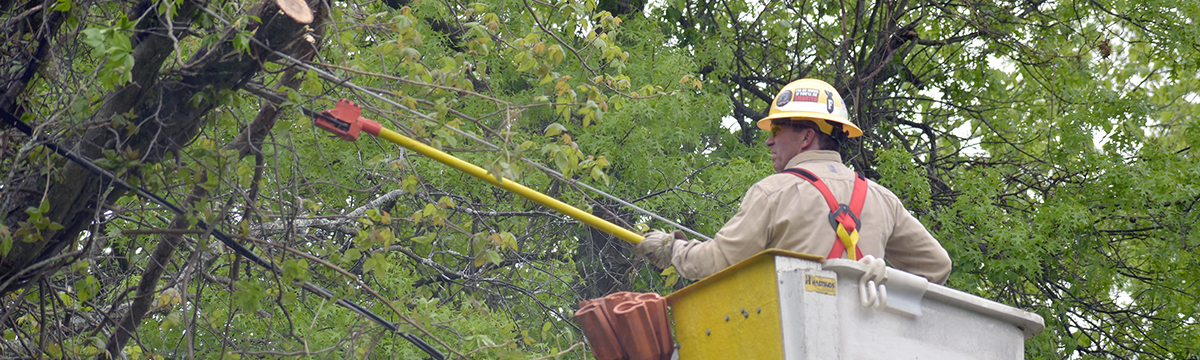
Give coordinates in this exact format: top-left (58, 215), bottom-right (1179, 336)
top-left (634, 78), bottom-right (952, 284)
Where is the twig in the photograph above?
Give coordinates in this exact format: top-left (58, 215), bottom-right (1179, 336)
top-left (528, 341), bottom-right (585, 360)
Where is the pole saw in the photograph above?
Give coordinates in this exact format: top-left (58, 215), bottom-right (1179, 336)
top-left (311, 98), bottom-right (646, 244)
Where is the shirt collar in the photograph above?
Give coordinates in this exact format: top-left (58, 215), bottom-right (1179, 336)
top-left (784, 150), bottom-right (843, 170)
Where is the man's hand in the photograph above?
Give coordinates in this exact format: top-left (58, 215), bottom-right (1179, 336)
top-left (634, 230), bottom-right (687, 269)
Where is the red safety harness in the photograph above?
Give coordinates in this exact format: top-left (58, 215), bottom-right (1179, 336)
top-left (782, 168), bottom-right (869, 260)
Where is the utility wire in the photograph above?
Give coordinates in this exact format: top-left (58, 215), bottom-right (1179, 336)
top-left (0, 108), bottom-right (446, 360)
top-left (197, 0), bottom-right (711, 239)
top-left (249, 39), bottom-right (715, 242)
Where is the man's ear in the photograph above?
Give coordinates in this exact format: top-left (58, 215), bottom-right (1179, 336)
top-left (800, 128), bottom-right (816, 148)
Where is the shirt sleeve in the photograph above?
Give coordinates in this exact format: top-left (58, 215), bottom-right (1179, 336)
top-left (670, 185), bottom-right (773, 280)
top-left (882, 195), bottom-right (952, 284)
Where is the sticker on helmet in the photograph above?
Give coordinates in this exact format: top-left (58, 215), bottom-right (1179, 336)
top-left (793, 88), bottom-right (819, 103)
top-left (824, 90), bottom-right (835, 113)
top-left (776, 90), bottom-right (792, 107)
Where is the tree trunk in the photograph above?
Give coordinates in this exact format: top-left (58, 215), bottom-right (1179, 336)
top-left (0, 0), bottom-right (321, 296)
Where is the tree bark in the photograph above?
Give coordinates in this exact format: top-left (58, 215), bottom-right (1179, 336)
top-left (95, 2), bottom-right (330, 355)
top-left (0, 0), bottom-right (322, 296)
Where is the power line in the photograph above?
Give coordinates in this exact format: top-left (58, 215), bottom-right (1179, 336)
top-left (0, 108), bottom-right (446, 360)
top-left (248, 38), bottom-right (715, 242)
top-left (199, 0), bottom-right (711, 239)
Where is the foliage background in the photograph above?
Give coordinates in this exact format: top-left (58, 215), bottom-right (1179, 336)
top-left (0, 0), bottom-right (1197, 358)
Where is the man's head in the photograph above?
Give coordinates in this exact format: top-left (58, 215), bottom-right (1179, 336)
top-left (765, 120), bottom-right (842, 172)
top-left (757, 78), bottom-right (862, 171)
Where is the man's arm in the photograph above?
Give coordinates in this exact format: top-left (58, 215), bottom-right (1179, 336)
top-left (882, 197), bottom-right (952, 284)
top-left (670, 185), bottom-right (774, 280)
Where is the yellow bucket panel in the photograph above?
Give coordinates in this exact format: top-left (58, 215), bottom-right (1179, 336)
top-left (666, 251), bottom-right (822, 359)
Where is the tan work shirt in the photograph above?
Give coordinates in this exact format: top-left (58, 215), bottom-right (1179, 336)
top-left (670, 150), bottom-right (952, 283)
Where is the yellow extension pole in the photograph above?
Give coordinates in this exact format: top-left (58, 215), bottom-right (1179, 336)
top-left (375, 127), bottom-right (645, 244)
top-left (312, 99), bottom-right (644, 244)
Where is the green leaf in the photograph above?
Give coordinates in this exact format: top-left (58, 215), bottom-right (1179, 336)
top-left (24, 207), bottom-right (42, 221)
top-left (549, 45), bottom-right (565, 65)
top-left (233, 31), bottom-right (250, 52)
top-left (363, 252), bottom-right (389, 275)
top-left (160, 311), bottom-right (182, 330)
top-left (544, 122), bottom-right (566, 137)
top-left (553, 151), bottom-right (570, 174)
top-left (157, 287), bottom-right (181, 308)
top-left (662, 266), bottom-right (679, 287)
top-left (500, 232), bottom-right (518, 251)
top-left (44, 343), bottom-right (62, 358)
top-left (517, 57), bottom-right (537, 72)
top-left (0, 225), bottom-right (11, 256)
top-left (402, 175), bottom-right (419, 192)
top-left (52, 0), bottom-right (71, 12)
top-left (377, 228), bottom-right (394, 248)
top-left (233, 280), bottom-right (265, 313)
top-left (342, 248), bottom-right (362, 263)
top-left (486, 250), bottom-right (503, 266)
top-left (412, 233), bottom-right (436, 244)
top-left (590, 166), bottom-right (610, 186)
top-left (75, 275), bottom-right (99, 302)
top-left (80, 28), bottom-right (105, 49)
top-left (282, 260), bottom-right (309, 283)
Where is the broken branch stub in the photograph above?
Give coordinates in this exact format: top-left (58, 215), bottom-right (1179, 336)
top-left (276, 0), bottom-right (313, 24)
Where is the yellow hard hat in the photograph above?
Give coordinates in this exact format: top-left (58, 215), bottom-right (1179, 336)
top-left (756, 78), bottom-right (862, 138)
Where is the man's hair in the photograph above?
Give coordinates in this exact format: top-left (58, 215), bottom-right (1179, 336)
top-left (779, 120), bottom-right (842, 151)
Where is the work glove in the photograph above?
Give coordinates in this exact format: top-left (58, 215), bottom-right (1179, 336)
top-left (634, 230), bottom-right (687, 270)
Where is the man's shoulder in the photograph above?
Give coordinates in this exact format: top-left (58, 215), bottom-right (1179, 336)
top-left (784, 164), bottom-right (905, 203)
top-left (750, 172), bottom-right (808, 194)
top-left (859, 178), bottom-right (909, 214)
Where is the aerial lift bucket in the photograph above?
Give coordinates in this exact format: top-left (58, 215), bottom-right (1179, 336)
top-left (665, 250), bottom-right (1045, 360)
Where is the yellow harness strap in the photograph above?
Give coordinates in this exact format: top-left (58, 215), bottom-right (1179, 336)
top-left (836, 224), bottom-right (860, 261)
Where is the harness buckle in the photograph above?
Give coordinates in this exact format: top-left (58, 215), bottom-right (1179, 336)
top-left (828, 204), bottom-right (861, 230)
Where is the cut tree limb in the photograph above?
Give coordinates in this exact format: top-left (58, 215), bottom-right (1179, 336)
top-left (276, 0), bottom-right (312, 24)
